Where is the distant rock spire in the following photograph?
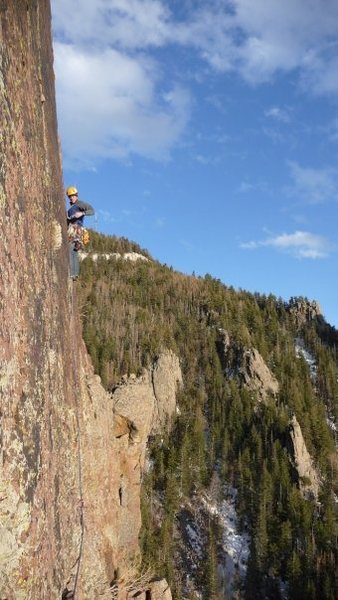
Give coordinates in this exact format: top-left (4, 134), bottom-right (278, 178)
top-left (288, 297), bottom-right (322, 327)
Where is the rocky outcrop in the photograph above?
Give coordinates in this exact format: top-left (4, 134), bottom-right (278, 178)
top-left (0, 3), bottom-right (179, 597)
top-left (217, 338), bottom-right (320, 499)
top-left (151, 351), bottom-right (183, 433)
top-left (288, 298), bottom-right (322, 328)
top-left (79, 251), bottom-right (150, 263)
top-left (111, 352), bottom-right (182, 557)
top-left (238, 348), bottom-right (279, 400)
top-left (113, 350), bottom-right (182, 438)
top-left (147, 579), bottom-right (172, 599)
top-left (288, 415), bottom-right (320, 500)
top-left (216, 328), bottom-right (232, 360)
top-left (0, 2), bottom-right (82, 595)
top-left (116, 577), bottom-right (172, 600)
top-left (217, 330), bottom-right (279, 401)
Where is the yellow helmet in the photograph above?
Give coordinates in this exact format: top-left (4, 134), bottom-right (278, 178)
top-left (66, 186), bottom-right (78, 197)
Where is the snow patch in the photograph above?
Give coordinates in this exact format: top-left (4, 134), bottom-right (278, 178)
top-left (327, 416), bottom-right (338, 434)
top-left (295, 339), bottom-right (338, 449)
top-left (144, 457), bottom-right (154, 473)
top-left (279, 579), bottom-right (289, 600)
top-left (79, 251), bottom-right (150, 262)
top-left (326, 415), bottom-right (338, 451)
top-left (202, 486), bottom-right (250, 598)
top-left (219, 487), bottom-right (250, 598)
top-left (185, 524), bottom-right (203, 560)
top-left (295, 337), bottom-right (317, 379)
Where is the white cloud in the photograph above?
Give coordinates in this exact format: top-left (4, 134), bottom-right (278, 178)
top-left (52, 0), bottom-right (171, 49)
top-left (326, 118), bottom-right (338, 142)
top-left (193, 153), bottom-right (220, 166)
top-left (237, 182), bottom-right (255, 193)
top-left (300, 45), bottom-right (338, 96)
top-left (236, 179), bottom-right (271, 194)
top-left (205, 94), bottom-right (229, 113)
top-left (170, 0), bottom-right (338, 90)
top-left (240, 230), bottom-right (332, 259)
top-left (53, 0), bottom-right (338, 89)
top-left (52, 0), bottom-right (338, 164)
top-left (318, 117), bottom-right (338, 144)
top-left (54, 43), bottom-right (190, 165)
top-left (98, 209), bottom-right (118, 223)
top-left (288, 161), bottom-right (338, 203)
top-left (265, 106), bottom-right (291, 123)
top-left (232, 0), bottom-right (338, 86)
top-left (180, 239), bottom-right (195, 252)
top-left (262, 127), bottom-right (288, 145)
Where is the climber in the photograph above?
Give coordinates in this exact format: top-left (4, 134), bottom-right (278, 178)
top-left (66, 186), bottom-right (95, 280)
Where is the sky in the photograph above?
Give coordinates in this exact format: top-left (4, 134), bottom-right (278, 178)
top-left (52, 0), bottom-right (338, 327)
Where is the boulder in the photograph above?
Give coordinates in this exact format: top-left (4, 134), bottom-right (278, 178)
top-left (149, 579), bottom-right (172, 600)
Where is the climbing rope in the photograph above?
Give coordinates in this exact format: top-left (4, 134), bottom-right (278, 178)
top-left (70, 282), bottom-right (85, 599)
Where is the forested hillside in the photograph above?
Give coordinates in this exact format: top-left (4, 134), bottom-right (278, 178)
top-left (78, 233), bottom-right (338, 600)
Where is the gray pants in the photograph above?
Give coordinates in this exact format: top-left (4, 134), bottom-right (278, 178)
top-left (69, 242), bottom-right (80, 278)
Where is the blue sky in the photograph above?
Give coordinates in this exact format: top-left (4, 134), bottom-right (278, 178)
top-left (52, 0), bottom-right (338, 327)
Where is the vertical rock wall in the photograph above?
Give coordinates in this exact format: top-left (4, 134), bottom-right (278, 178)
top-left (0, 2), bottom-right (123, 597)
top-left (0, 1), bottom-right (87, 596)
top-left (0, 3), bottom-right (180, 598)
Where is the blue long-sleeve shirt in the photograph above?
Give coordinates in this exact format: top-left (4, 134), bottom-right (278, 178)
top-left (67, 199), bottom-right (95, 226)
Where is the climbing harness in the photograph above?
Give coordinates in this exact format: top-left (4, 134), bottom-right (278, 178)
top-left (68, 224), bottom-right (90, 251)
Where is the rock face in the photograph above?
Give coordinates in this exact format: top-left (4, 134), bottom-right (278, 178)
top-left (288, 416), bottom-right (320, 500)
top-left (239, 347), bottom-right (279, 400)
top-left (113, 350), bottom-right (182, 440)
top-left (0, 3), bottom-right (180, 598)
top-left (217, 330), bottom-right (279, 401)
top-left (147, 579), bottom-right (172, 599)
top-left (79, 251), bottom-right (150, 263)
top-left (0, 2), bottom-right (80, 595)
top-left (122, 578), bottom-right (172, 600)
top-left (151, 351), bottom-right (183, 433)
top-left (111, 352), bottom-right (182, 556)
top-left (288, 298), bottom-right (322, 328)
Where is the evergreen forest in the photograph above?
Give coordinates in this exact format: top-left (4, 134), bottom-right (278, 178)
top-left (78, 231), bottom-right (338, 600)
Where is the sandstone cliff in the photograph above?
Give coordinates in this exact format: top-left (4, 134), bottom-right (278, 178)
top-left (0, 3), bottom-right (179, 598)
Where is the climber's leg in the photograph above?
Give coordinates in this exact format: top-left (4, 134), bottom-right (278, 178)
top-left (69, 241), bottom-right (80, 279)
